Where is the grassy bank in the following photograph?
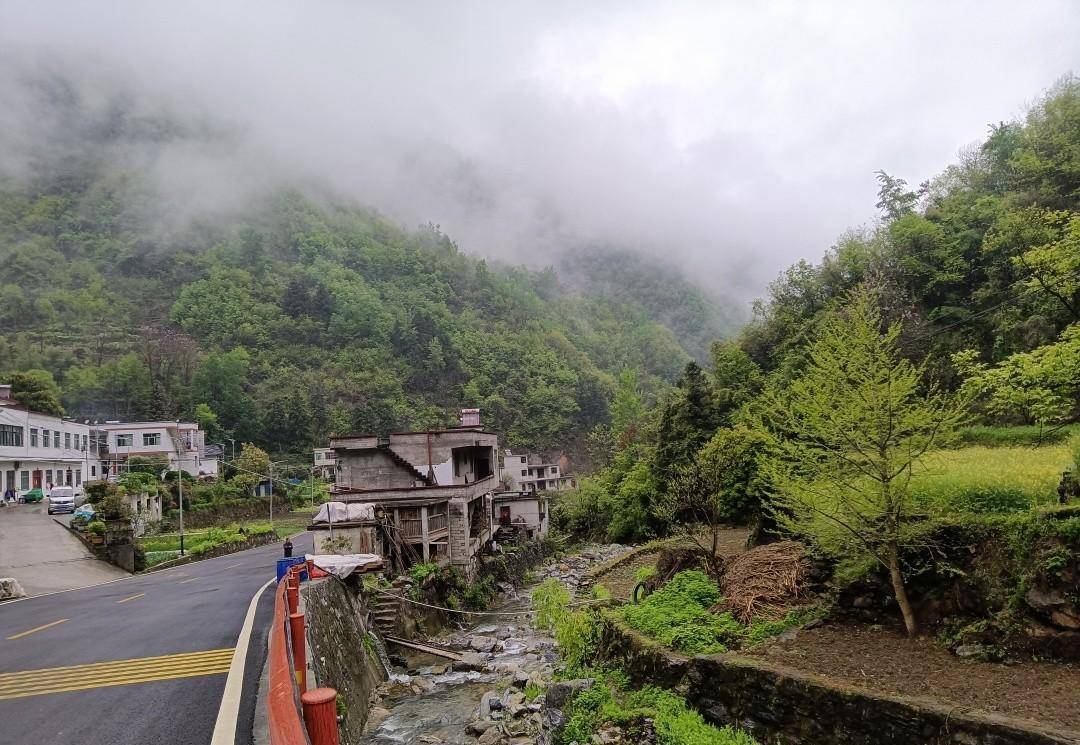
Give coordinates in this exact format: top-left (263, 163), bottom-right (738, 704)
top-left (911, 444), bottom-right (1071, 513)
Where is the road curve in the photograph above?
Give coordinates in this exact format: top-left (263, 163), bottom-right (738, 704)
top-left (0, 531), bottom-right (313, 745)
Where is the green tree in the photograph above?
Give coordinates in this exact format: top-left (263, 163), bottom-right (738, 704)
top-left (654, 425), bottom-right (768, 563)
top-left (193, 348), bottom-right (257, 441)
top-left (953, 322), bottom-right (1080, 426)
top-left (194, 403), bottom-right (221, 441)
top-left (875, 170), bottom-right (919, 222)
top-left (655, 361), bottom-right (724, 485)
top-left (757, 290), bottom-right (966, 635)
top-left (231, 443), bottom-right (270, 495)
top-left (5, 369), bottom-right (64, 415)
top-left (610, 368), bottom-right (644, 444)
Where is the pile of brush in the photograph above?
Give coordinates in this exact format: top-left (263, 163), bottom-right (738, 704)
top-left (715, 540), bottom-right (811, 623)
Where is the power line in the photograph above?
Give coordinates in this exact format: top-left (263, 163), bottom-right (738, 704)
top-left (906, 269), bottom-right (1079, 345)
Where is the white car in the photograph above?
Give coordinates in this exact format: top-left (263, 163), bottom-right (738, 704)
top-left (47, 486), bottom-right (76, 515)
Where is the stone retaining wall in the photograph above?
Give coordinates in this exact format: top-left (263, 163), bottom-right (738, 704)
top-left (595, 613), bottom-right (1080, 745)
top-left (304, 577), bottom-right (387, 745)
top-left (596, 612), bottom-right (691, 689)
top-left (477, 538), bottom-right (556, 585)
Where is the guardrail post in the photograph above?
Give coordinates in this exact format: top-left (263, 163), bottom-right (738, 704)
top-left (301, 687), bottom-right (339, 745)
top-left (289, 611), bottom-right (307, 693)
top-left (286, 574), bottom-right (299, 614)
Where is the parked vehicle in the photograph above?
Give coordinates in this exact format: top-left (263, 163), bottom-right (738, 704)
top-left (48, 486), bottom-right (76, 515)
top-left (22, 488), bottom-right (44, 503)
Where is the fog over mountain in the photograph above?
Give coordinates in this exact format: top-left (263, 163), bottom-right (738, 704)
top-left (1, 1), bottom-right (1076, 305)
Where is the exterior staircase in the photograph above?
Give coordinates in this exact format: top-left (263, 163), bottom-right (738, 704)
top-left (378, 440), bottom-right (435, 485)
top-left (372, 591), bottom-right (402, 635)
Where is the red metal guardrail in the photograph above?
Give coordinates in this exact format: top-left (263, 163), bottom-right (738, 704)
top-left (268, 565), bottom-right (338, 745)
top-left (268, 569), bottom-right (310, 745)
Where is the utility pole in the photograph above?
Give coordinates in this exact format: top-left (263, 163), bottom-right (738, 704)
top-left (175, 428), bottom-right (185, 556)
top-left (268, 460), bottom-right (274, 529)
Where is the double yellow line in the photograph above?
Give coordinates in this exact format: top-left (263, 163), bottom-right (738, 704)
top-left (0, 648), bottom-right (234, 700)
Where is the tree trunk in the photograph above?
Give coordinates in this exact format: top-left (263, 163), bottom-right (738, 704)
top-left (888, 540), bottom-right (918, 636)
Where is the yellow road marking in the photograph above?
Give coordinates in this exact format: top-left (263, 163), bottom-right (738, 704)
top-left (116, 593), bottom-right (145, 604)
top-left (178, 577), bottom-right (199, 584)
top-left (6, 619), bottom-right (68, 640)
top-left (0, 648), bottom-right (234, 683)
top-left (0, 648), bottom-right (235, 700)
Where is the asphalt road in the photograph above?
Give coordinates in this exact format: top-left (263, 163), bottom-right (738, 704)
top-left (0, 530), bottom-right (312, 745)
top-left (0, 503), bottom-right (128, 595)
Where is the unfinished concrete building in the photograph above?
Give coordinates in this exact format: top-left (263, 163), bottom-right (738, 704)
top-left (328, 410), bottom-right (498, 573)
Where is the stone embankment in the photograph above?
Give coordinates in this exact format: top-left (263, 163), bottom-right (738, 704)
top-left (593, 612), bottom-right (1080, 745)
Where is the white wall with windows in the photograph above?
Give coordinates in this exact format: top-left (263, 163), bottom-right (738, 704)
top-left (95, 421), bottom-right (216, 479)
top-left (0, 398), bottom-right (100, 500)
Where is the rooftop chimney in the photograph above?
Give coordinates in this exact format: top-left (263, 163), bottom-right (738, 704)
top-left (460, 408), bottom-right (481, 427)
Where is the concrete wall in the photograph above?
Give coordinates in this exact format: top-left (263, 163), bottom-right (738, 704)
top-left (332, 429), bottom-right (499, 491)
top-left (337, 449), bottom-right (420, 490)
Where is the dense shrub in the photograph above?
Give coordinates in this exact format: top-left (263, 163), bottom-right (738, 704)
top-left (621, 570), bottom-right (741, 654)
top-left (560, 669), bottom-right (757, 745)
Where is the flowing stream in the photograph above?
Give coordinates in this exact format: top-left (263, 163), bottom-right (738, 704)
top-left (358, 545), bottom-right (630, 745)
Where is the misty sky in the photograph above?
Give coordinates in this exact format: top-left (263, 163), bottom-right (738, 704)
top-left (1, 1), bottom-right (1077, 304)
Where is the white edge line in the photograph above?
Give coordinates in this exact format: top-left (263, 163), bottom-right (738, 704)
top-left (211, 576), bottom-right (276, 745)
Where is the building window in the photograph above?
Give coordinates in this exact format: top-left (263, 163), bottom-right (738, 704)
top-left (143, 433), bottom-right (161, 446)
top-left (82, 435), bottom-right (88, 451)
top-left (45, 470), bottom-right (53, 485)
top-left (64, 432), bottom-right (71, 449)
top-left (116, 433), bottom-right (133, 447)
top-left (0, 424), bottom-right (23, 447)
top-left (91, 465), bottom-right (97, 477)
top-left (29, 428), bottom-right (38, 447)
top-left (20, 471), bottom-right (29, 490)
top-left (76, 469), bottom-right (81, 486)
top-left (315, 452), bottom-right (322, 461)
top-left (53, 430), bottom-right (60, 448)
top-left (521, 470), bottom-right (527, 476)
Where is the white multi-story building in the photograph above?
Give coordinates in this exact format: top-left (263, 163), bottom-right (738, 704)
top-left (313, 447), bottom-right (337, 481)
top-left (0, 385), bottom-right (101, 500)
top-left (95, 421), bottom-right (218, 480)
top-left (498, 451), bottom-right (577, 493)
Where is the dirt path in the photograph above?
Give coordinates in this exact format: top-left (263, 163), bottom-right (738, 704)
top-left (750, 622), bottom-right (1080, 731)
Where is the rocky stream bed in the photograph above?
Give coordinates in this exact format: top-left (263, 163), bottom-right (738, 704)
top-left (358, 544), bottom-right (630, 745)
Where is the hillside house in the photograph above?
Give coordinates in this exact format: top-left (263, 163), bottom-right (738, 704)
top-left (95, 421), bottom-right (218, 480)
top-left (498, 450), bottom-right (577, 492)
top-left (0, 384), bottom-right (101, 501)
top-left (312, 447), bottom-right (337, 481)
top-left (328, 409), bottom-right (498, 572)
top-left (492, 490), bottom-right (550, 541)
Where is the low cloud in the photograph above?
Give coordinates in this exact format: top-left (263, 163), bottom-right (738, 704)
top-left (0, 1), bottom-right (1076, 303)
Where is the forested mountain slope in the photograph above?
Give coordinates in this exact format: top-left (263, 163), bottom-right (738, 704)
top-left (742, 77), bottom-right (1080, 386)
top-left (0, 135), bottom-right (726, 453)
